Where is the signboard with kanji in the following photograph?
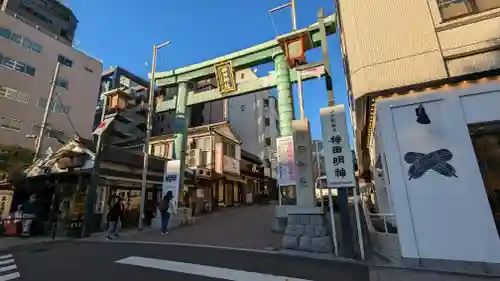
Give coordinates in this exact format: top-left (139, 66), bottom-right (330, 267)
top-left (214, 61), bottom-right (237, 94)
top-left (276, 136), bottom-right (296, 186)
top-left (320, 104), bottom-right (356, 188)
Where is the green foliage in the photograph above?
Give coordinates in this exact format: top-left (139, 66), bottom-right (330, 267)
top-left (0, 144), bottom-right (34, 181)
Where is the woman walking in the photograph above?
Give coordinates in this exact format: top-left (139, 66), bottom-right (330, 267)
top-left (158, 191), bottom-right (176, 234)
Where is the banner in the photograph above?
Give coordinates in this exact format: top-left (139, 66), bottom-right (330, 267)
top-left (276, 136), bottom-right (296, 186)
top-left (162, 160), bottom-right (181, 201)
top-left (320, 104), bottom-right (356, 188)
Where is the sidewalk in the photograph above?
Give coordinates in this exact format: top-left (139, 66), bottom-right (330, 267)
top-left (102, 204), bottom-right (283, 250)
top-left (0, 236), bottom-right (69, 252)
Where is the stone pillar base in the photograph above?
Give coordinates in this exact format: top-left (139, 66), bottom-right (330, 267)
top-left (281, 212), bottom-right (334, 253)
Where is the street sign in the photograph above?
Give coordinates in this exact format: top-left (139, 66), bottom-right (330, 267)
top-left (319, 104), bottom-right (356, 188)
top-left (163, 160), bottom-right (181, 201)
top-left (214, 60), bottom-right (237, 94)
top-left (276, 136), bottom-right (296, 186)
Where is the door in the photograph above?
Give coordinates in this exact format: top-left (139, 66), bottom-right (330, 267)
top-left (470, 122), bottom-right (500, 236)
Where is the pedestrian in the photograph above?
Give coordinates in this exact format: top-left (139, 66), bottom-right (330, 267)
top-left (105, 197), bottom-right (122, 240)
top-left (158, 191), bottom-right (176, 234)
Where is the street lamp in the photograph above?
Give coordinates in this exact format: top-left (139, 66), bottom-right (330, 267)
top-left (138, 40), bottom-right (171, 230)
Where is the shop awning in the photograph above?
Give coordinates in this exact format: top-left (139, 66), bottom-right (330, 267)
top-left (224, 174), bottom-right (247, 184)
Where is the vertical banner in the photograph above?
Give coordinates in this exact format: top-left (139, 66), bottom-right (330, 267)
top-left (162, 160), bottom-right (181, 201)
top-left (276, 136), bottom-right (296, 186)
top-left (320, 104), bottom-right (356, 188)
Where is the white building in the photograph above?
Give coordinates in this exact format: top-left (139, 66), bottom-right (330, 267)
top-left (337, 0), bottom-right (500, 273)
top-left (228, 68), bottom-right (280, 178)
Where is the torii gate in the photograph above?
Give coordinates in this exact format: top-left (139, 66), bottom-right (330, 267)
top-left (151, 14), bottom-right (336, 191)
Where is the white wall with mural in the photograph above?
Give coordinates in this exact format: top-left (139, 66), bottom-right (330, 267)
top-left (375, 80), bottom-right (500, 265)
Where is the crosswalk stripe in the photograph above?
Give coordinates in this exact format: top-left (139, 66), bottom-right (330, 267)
top-left (0, 265), bottom-right (16, 273)
top-left (0, 272), bottom-right (20, 281)
top-left (0, 260), bottom-right (13, 267)
top-left (116, 256), bottom-right (313, 281)
top-left (0, 256), bottom-right (12, 261)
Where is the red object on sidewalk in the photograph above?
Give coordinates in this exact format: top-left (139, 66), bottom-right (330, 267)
top-left (3, 219), bottom-right (22, 236)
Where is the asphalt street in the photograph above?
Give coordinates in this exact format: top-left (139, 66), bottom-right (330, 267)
top-left (3, 240), bottom-right (370, 281)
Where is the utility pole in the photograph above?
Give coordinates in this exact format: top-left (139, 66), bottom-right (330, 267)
top-left (318, 7), bottom-right (354, 257)
top-left (138, 40), bottom-right (171, 231)
top-left (34, 61), bottom-right (60, 162)
top-left (81, 94), bottom-right (109, 238)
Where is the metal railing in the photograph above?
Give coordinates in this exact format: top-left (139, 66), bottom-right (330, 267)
top-left (360, 188), bottom-right (396, 235)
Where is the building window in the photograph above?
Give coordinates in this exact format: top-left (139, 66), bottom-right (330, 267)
top-left (55, 77), bottom-right (69, 89)
top-left (265, 137), bottom-right (271, 147)
top-left (240, 73), bottom-right (244, 79)
top-left (0, 28), bottom-right (43, 53)
top-left (223, 141), bottom-right (236, 158)
top-left (32, 125), bottom-right (64, 139)
top-left (0, 85), bottom-right (30, 103)
top-left (0, 116), bottom-right (22, 131)
top-left (264, 117), bottom-right (270, 126)
top-left (241, 105), bottom-right (245, 111)
top-left (0, 53), bottom-right (36, 76)
top-left (437, 0), bottom-right (500, 20)
top-left (263, 98), bottom-right (269, 107)
top-left (275, 119), bottom-right (280, 130)
top-left (57, 55), bottom-right (73, 67)
top-left (37, 97), bottom-right (70, 114)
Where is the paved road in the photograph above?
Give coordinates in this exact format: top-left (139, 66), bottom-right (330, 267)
top-left (118, 204), bottom-right (284, 250)
top-left (5, 240), bottom-right (369, 281)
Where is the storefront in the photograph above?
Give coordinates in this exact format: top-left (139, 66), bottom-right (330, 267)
top-left (371, 76), bottom-right (500, 271)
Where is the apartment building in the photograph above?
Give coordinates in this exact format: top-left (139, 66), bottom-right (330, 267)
top-left (228, 68), bottom-right (280, 179)
top-left (0, 11), bottom-right (102, 152)
top-left (153, 68), bottom-right (280, 178)
top-left (337, 0), bottom-right (500, 271)
top-left (93, 67), bottom-right (148, 148)
top-left (1, 0), bottom-right (77, 45)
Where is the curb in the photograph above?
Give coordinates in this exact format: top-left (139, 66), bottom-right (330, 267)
top-left (75, 239), bottom-right (369, 266)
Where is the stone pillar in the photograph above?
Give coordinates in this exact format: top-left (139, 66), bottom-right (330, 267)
top-left (173, 81), bottom-right (189, 198)
top-left (273, 52), bottom-right (294, 136)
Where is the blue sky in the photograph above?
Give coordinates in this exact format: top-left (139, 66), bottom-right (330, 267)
top-left (65, 0), bottom-right (352, 142)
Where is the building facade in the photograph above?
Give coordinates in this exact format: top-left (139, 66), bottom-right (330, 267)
top-left (149, 122), bottom-right (265, 214)
top-left (228, 68), bottom-right (280, 179)
top-left (0, 11), bottom-right (102, 153)
top-left (1, 0), bottom-right (77, 44)
top-left (94, 67), bottom-right (149, 147)
top-left (337, 0), bottom-right (500, 272)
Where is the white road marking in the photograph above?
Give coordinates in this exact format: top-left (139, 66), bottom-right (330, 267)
top-left (0, 272), bottom-right (20, 281)
top-left (116, 256), bottom-right (313, 281)
top-left (0, 265), bottom-right (17, 273)
top-left (0, 260), bottom-right (13, 266)
top-left (0, 256), bottom-right (12, 261)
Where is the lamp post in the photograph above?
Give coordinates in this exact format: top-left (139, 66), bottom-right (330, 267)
top-left (269, 1), bottom-right (307, 121)
top-left (138, 40), bottom-right (171, 231)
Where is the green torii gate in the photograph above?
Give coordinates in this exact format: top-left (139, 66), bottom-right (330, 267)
top-left (152, 13), bottom-right (336, 187)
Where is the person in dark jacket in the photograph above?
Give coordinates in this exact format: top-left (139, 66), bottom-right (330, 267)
top-left (158, 191), bottom-right (175, 234)
top-left (105, 197), bottom-right (122, 239)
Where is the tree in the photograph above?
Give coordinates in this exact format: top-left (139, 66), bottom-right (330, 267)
top-left (0, 145), bottom-right (34, 181)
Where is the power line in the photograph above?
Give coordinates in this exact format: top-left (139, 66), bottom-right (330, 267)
top-left (54, 91), bottom-right (81, 138)
top-left (268, 13), bottom-right (282, 36)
